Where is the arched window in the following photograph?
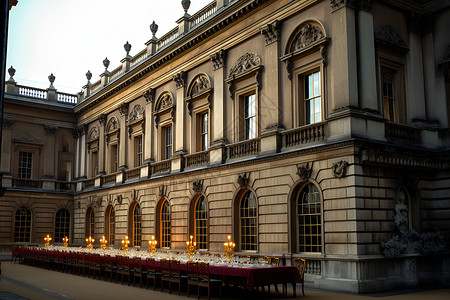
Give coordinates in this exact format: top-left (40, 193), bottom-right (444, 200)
top-left (297, 183), bottom-right (321, 253)
top-left (195, 196), bottom-right (208, 250)
top-left (86, 207), bottom-right (95, 238)
top-left (239, 191), bottom-right (257, 251)
top-left (55, 209), bottom-right (70, 243)
top-left (130, 202), bottom-right (142, 247)
top-left (14, 207), bottom-right (32, 242)
top-left (160, 200), bottom-right (171, 248)
top-left (105, 205), bottom-right (115, 246)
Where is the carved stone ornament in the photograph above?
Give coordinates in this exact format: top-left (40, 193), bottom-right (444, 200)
top-left (357, 0), bottom-right (371, 12)
top-left (119, 102), bottom-right (129, 116)
top-left (143, 88), bottom-right (156, 103)
top-left (128, 126), bottom-right (133, 139)
top-left (155, 92), bottom-right (173, 112)
top-left (290, 23), bottom-right (325, 53)
top-left (228, 53), bottom-right (261, 78)
top-left (95, 197), bottom-right (103, 208)
top-left (128, 104), bottom-right (145, 123)
top-left (189, 75), bottom-right (210, 97)
top-left (330, 0), bottom-right (355, 11)
top-left (99, 114), bottom-right (107, 125)
top-left (237, 173), bottom-right (249, 188)
top-left (74, 200), bottom-right (81, 209)
top-left (193, 180), bottom-right (203, 194)
top-left (297, 163), bottom-right (312, 181)
top-left (159, 185), bottom-right (167, 198)
top-left (106, 117), bottom-right (119, 133)
top-left (116, 195), bottom-right (122, 205)
top-left (44, 125), bottom-right (57, 135)
top-left (3, 118), bottom-right (15, 129)
top-left (332, 160), bottom-right (349, 178)
top-left (375, 25), bottom-right (409, 52)
top-left (173, 71), bottom-right (187, 89)
top-left (16, 132), bottom-right (42, 144)
top-left (88, 126), bottom-right (98, 141)
top-left (260, 20), bottom-right (280, 46)
top-left (210, 49), bottom-right (226, 70)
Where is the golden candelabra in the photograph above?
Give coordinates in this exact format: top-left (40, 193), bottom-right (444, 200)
top-left (186, 235), bottom-right (196, 261)
top-left (44, 234), bottom-right (52, 247)
top-left (223, 235), bottom-right (236, 263)
top-left (148, 235), bottom-right (157, 256)
top-left (121, 236), bottom-right (130, 254)
top-left (100, 235), bottom-right (108, 250)
top-left (86, 236), bottom-right (95, 252)
top-left (62, 236), bottom-right (69, 247)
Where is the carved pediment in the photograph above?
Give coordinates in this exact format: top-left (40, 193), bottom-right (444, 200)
top-left (187, 74), bottom-right (211, 97)
top-left (228, 53), bottom-right (261, 78)
top-left (15, 132), bottom-right (42, 144)
top-left (106, 117), bottom-right (119, 133)
top-left (128, 104), bottom-right (145, 123)
top-left (375, 25), bottom-right (409, 53)
top-left (154, 92), bottom-right (174, 114)
top-left (88, 126), bottom-right (98, 141)
top-left (289, 22), bottom-right (325, 54)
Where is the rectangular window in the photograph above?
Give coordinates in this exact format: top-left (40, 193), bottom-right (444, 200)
top-left (304, 71), bottom-right (321, 125)
top-left (244, 94), bottom-right (256, 140)
top-left (164, 126), bottom-right (172, 160)
top-left (199, 112), bottom-right (208, 151)
top-left (18, 151), bottom-right (33, 179)
top-left (382, 69), bottom-right (395, 121)
top-left (91, 151), bottom-right (98, 176)
top-left (111, 145), bottom-right (118, 172)
top-left (135, 136), bottom-right (143, 166)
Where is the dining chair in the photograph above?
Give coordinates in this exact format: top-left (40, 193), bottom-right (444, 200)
top-left (267, 256), bottom-right (280, 293)
top-left (104, 255), bottom-right (116, 282)
top-left (187, 261), bottom-right (199, 297)
top-left (146, 257), bottom-right (160, 290)
top-left (292, 258), bottom-right (306, 296)
top-left (160, 258), bottom-right (171, 292)
top-left (116, 256), bottom-right (131, 284)
top-left (132, 257), bottom-right (147, 288)
top-left (169, 259), bottom-right (188, 295)
top-left (197, 262), bottom-right (222, 300)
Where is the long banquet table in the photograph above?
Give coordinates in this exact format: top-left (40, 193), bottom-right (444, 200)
top-left (13, 246), bottom-right (300, 293)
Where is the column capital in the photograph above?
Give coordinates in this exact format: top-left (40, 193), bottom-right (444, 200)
top-left (173, 71), bottom-right (187, 89)
top-left (357, 0), bottom-right (372, 12)
top-left (119, 102), bottom-right (129, 116)
top-left (210, 49), bottom-right (227, 70)
top-left (99, 114), bottom-right (107, 126)
top-left (260, 20), bottom-right (280, 46)
top-left (143, 88), bottom-right (156, 103)
top-left (330, 0), bottom-right (355, 12)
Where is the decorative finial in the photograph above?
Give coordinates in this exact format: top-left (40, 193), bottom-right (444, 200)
top-left (181, 0), bottom-right (190, 14)
top-left (86, 70), bottom-right (92, 83)
top-left (103, 57), bottom-right (110, 71)
top-left (124, 41), bottom-right (131, 56)
top-left (48, 73), bottom-right (55, 89)
top-left (8, 66), bottom-right (16, 82)
top-left (150, 21), bottom-right (158, 38)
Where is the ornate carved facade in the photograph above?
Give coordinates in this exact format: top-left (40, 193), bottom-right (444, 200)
top-left (2, 0), bottom-right (450, 294)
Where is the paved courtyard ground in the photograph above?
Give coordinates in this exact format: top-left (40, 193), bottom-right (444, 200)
top-left (0, 261), bottom-right (449, 300)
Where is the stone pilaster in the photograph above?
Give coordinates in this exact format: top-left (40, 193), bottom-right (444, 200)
top-left (260, 20), bottom-right (282, 154)
top-left (174, 71), bottom-right (187, 156)
top-left (144, 88), bottom-right (156, 164)
top-left (118, 103), bottom-right (129, 170)
top-left (79, 125), bottom-right (88, 178)
top-left (43, 125), bottom-right (57, 180)
top-left (1, 118), bottom-right (14, 174)
top-left (329, 1), bottom-right (359, 115)
top-left (356, 0), bottom-right (378, 112)
top-left (406, 12), bottom-right (426, 124)
top-left (210, 49), bottom-right (227, 165)
top-left (98, 114), bottom-right (107, 174)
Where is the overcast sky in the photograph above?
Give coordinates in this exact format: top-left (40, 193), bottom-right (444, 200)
top-left (6, 0), bottom-right (211, 94)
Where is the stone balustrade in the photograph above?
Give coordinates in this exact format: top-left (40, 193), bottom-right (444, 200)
top-left (185, 150), bottom-right (210, 169)
top-left (282, 122), bottom-right (327, 148)
top-left (227, 138), bottom-right (260, 160)
top-left (189, 1), bottom-right (217, 29)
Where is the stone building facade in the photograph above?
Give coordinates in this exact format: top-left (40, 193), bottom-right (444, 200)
top-left (2, 0), bottom-right (450, 293)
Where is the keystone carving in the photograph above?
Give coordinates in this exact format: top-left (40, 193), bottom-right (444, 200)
top-left (332, 160), bottom-right (349, 178)
top-left (193, 180), bottom-right (203, 194)
top-left (237, 173), bottom-right (249, 188)
top-left (297, 163), bottom-right (312, 181)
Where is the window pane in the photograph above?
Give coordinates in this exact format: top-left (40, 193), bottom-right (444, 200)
top-left (161, 200), bottom-right (171, 248)
top-left (55, 209), bottom-right (70, 243)
top-left (297, 183), bottom-right (321, 253)
top-left (313, 72), bottom-right (320, 97)
top-left (239, 191), bottom-right (257, 251)
top-left (133, 204), bottom-right (142, 247)
top-left (195, 196), bottom-right (208, 250)
top-left (14, 207), bottom-right (31, 242)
